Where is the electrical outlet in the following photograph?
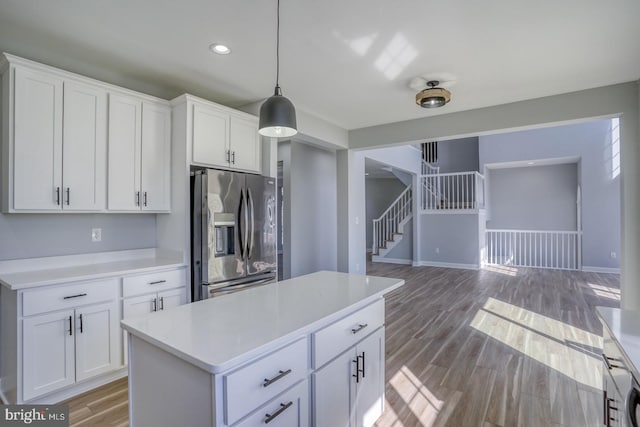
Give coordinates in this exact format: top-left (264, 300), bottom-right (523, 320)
top-left (356, 263), bottom-right (360, 272)
top-left (435, 247), bottom-right (440, 254)
top-left (91, 228), bottom-right (102, 242)
top-left (355, 216), bottom-right (360, 225)
top-left (610, 251), bottom-right (617, 259)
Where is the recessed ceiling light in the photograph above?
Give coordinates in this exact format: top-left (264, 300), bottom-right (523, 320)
top-left (528, 161), bottom-right (535, 165)
top-left (365, 173), bottom-right (370, 176)
top-left (210, 43), bottom-right (231, 55)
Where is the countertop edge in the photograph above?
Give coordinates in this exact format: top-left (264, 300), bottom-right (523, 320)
top-left (1, 260), bottom-right (187, 291)
top-left (121, 281), bottom-right (404, 374)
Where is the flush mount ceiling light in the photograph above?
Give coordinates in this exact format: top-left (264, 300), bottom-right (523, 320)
top-left (259, 0), bottom-right (297, 138)
top-left (209, 43), bottom-right (231, 55)
top-left (415, 80), bottom-right (451, 108)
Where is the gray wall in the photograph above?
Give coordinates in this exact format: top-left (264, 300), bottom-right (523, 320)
top-left (487, 164), bottom-right (578, 231)
top-left (435, 137), bottom-right (479, 173)
top-left (420, 215), bottom-right (479, 266)
top-left (365, 178), bottom-right (407, 250)
top-left (0, 214), bottom-right (156, 260)
top-left (480, 119), bottom-right (620, 269)
top-left (280, 141), bottom-right (338, 279)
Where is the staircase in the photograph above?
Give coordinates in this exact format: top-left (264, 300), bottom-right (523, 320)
top-left (372, 185), bottom-right (412, 259)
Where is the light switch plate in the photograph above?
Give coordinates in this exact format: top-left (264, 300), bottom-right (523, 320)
top-left (91, 228), bottom-right (102, 242)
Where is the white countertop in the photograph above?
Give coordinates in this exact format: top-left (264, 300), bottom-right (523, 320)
top-left (0, 249), bottom-right (185, 290)
top-left (597, 307), bottom-right (640, 379)
top-left (121, 270), bottom-right (404, 374)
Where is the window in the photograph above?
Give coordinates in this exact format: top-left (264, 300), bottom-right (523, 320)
top-left (422, 141), bottom-right (438, 163)
top-left (611, 118), bottom-right (620, 179)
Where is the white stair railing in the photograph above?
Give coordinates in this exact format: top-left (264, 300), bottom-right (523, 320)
top-left (421, 171), bottom-right (485, 211)
top-left (485, 229), bottom-right (580, 270)
top-left (422, 160), bottom-right (440, 175)
top-left (372, 185), bottom-right (412, 255)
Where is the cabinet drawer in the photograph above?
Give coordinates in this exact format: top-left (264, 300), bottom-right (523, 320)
top-left (122, 268), bottom-right (186, 297)
top-left (224, 337), bottom-right (308, 426)
top-left (312, 299), bottom-right (384, 369)
top-left (233, 380), bottom-right (309, 427)
top-left (22, 278), bottom-right (118, 316)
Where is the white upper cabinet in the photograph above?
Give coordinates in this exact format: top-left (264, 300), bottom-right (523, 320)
top-left (12, 67), bottom-right (64, 211)
top-left (141, 102), bottom-right (171, 211)
top-left (192, 103), bottom-right (228, 167)
top-left (107, 93), bottom-right (142, 211)
top-left (229, 116), bottom-right (261, 172)
top-left (62, 81), bottom-right (107, 211)
top-left (107, 93), bottom-right (171, 212)
top-left (188, 96), bottom-right (261, 174)
top-left (1, 54), bottom-right (169, 213)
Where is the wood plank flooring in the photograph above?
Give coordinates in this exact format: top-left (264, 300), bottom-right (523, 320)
top-left (61, 263), bottom-right (620, 427)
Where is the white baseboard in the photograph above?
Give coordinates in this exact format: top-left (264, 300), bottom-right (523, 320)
top-left (371, 257), bottom-right (412, 265)
top-left (414, 261), bottom-right (480, 271)
top-left (582, 266), bottom-right (621, 274)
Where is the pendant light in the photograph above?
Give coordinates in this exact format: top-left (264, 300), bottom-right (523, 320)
top-left (259, 0), bottom-right (297, 138)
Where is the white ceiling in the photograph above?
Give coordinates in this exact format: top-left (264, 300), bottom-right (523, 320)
top-left (0, 0), bottom-right (638, 131)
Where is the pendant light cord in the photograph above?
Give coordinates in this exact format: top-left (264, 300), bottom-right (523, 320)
top-left (275, 0), bottom-right (281, 90)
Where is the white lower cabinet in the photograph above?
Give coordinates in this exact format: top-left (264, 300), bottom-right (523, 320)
top-left (22, 298), bottom-right (119, 401)
top-left (235, 380), bottom-right (309, 427)
top-left (314, 327), bottom-right (384, 427)
top-left (22, 309), bottom-right (76, 401)
top-left (121, 274), bottom-right (187, 364)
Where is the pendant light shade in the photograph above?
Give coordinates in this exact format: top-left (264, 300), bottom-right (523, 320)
top-left (259, 0), bottom-right (297, 138)
top-left (258, 85), bottom-right (297, 137)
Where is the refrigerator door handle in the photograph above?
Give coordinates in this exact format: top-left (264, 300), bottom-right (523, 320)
top-left (241, 188), bottom-right (250, 260)
top-left (248, 188), bottom-right (255, 259)
top-left (238, 190), bottom-right (245, 259)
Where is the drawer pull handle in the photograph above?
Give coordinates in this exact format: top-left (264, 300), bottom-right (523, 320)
top-left (264, 401), bottom-right (293, 424)
top-left (149, 280), bottom-right (167, 285)
top-left (351, 323), bottom-right (368, 334)
top-left (263, 369), bottom-right (292, 387)
top-left (63, 293), bottom-right (87, 300)
top-left (602, 353), bottom-right (625, 370)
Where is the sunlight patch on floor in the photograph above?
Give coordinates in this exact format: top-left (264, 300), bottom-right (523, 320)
top-left (587, 283), bottom-right (620, 301)
top-left (381, 366), bottom-right (443, 427)
top-left (470, 298), bottom-right (602, 390)
top-left (482, 264), bottom-right (519, 276)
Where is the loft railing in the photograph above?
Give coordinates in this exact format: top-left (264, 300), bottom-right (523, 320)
top-left (372, 185), bottom-right (412, 255)
top-left (484, 229), bottom-right (581, 270)
top-left (421, 171), bottom-right (485, 211)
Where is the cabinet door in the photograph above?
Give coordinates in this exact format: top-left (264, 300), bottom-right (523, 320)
top-left (62, 81), bottom-right (107, 211)
top-left (158, 288), bottom-right (186, 311)
top-left (313, 349), bottom-right (354, 427)
top-left (354, 328), bottom-right (385, 427)
top-left (108, 93), bottom-right (142, 211)
top-left (141, 102), bottom-right (171, 212)
top-left (75, 301), bottom-right (119, 382)
top-left (13, 67), bottom-right (63, 210)
top-left (229, 115), bottom-right (261, 173)
top-left (22, 310), bottom-right (75, 400)
top-left (192, 103), bottom-right (229, 167)
top-left (122, 294), bottom-right (157, 365)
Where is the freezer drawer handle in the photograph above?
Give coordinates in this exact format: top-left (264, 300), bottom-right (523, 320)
top-left (351, 323), bottom-right (368, 334)
top-left (263, 369), bottom-right (292, 387)
top-left (63, 293), bottom-right (87, 300)
top-left (149, 280), bottom-right (167, 285)
top-left (264, 401), bottom-right (293, 424)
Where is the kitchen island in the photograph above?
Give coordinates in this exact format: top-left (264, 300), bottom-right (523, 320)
top-left (121, 270), bottom-right (404, 427)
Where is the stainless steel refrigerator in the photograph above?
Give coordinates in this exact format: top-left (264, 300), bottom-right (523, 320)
top-left (191, 169), bottom-right (277, 300)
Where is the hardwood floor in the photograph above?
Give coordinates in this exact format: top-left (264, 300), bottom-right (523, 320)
top-left (61, 263), bottom-right (619, 427)
top-left (368, 262), bottom-right (619, 427)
